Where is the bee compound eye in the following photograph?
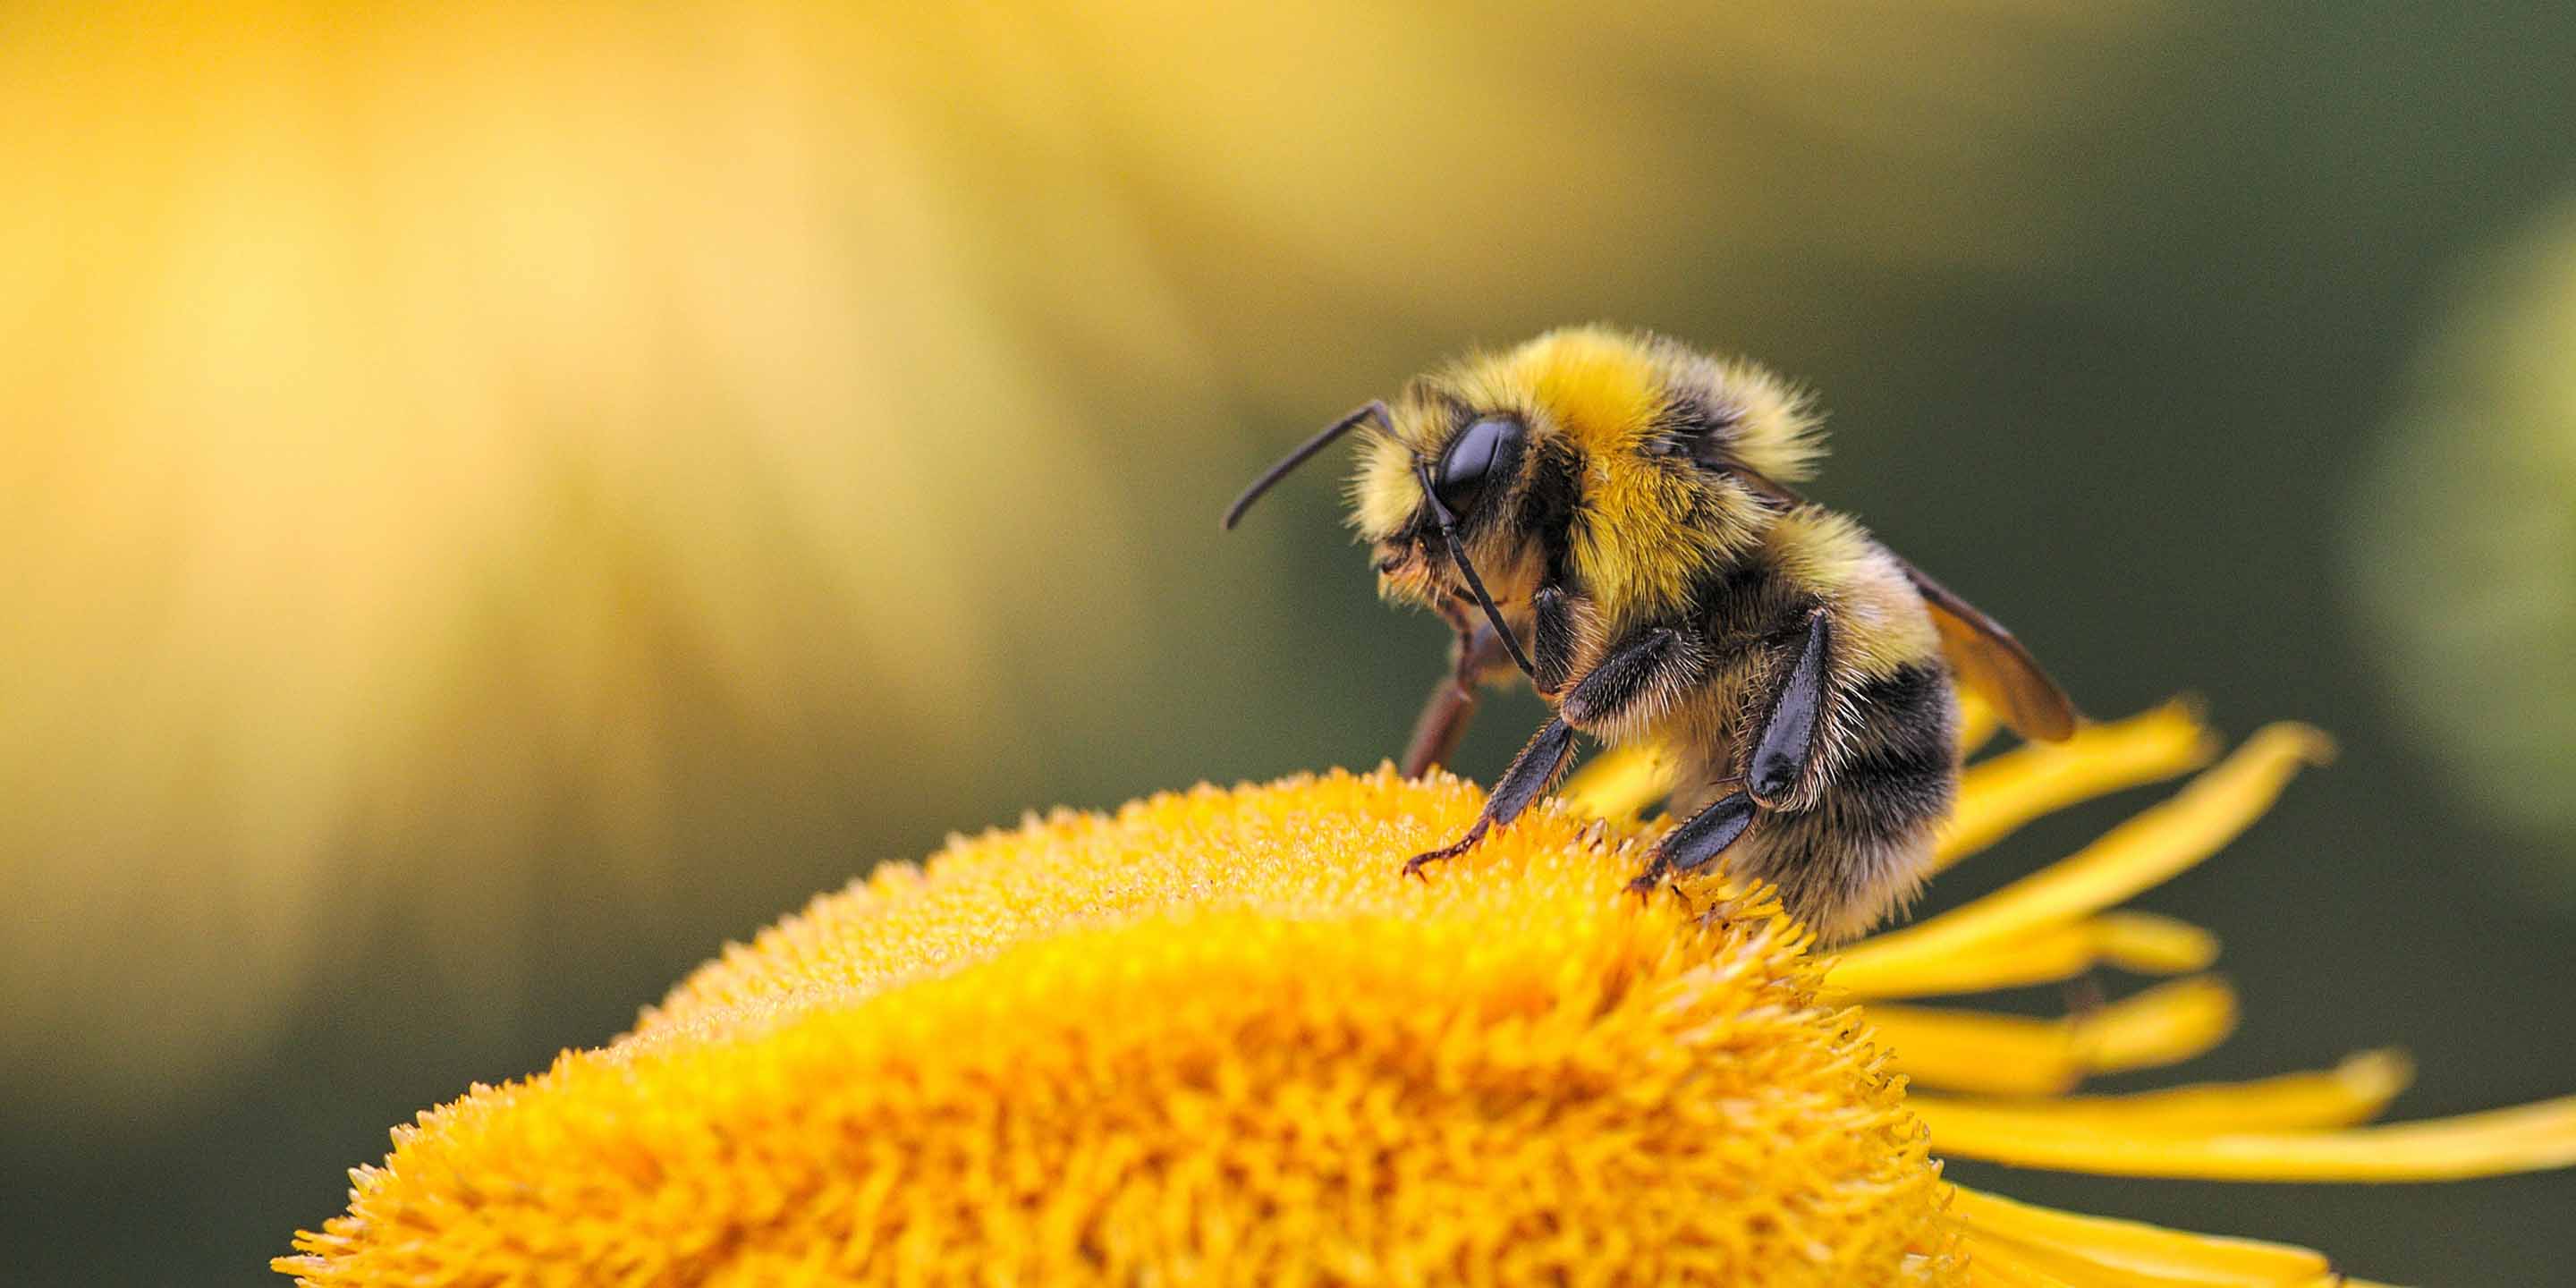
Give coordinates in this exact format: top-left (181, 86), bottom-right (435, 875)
top-left (1433, 416), bottom-right (1522, 513)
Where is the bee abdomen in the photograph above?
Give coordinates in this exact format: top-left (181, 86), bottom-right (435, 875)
top-left (1830, 662), bottom-right (1959, 829)
top-left (1702, 661), bottom-right (1960, 942)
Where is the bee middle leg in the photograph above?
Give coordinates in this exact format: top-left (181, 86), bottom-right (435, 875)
top-left (1402, 716), bottom-right (1577, 877)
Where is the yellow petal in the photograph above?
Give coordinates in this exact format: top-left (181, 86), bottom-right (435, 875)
top-left (2088, 911), bottom-right (2225, 976)
top-left (1838, 920), bottom-right (2101, 1000)
top-left (1834, 911), bottom-right (2217, 1000)
top-left (1869, 977), bottom-right (2236, 1097)
top-left (1838, 724), bottom-right (2334, 987)
top-left (1950, 1185), bottom-right (2333, 1285)
top-left (1956, 688), bottom-right (2004, 759)
top-left (1932, 700), bottom-right (2221, 876)
top-left (1869, 1004), bottom-right (2092, 1097)
top-left (1914, 1051), bottom-right (2412, 1137)
top-left (1956, 1238), bottom-right (2080, 1287)
top-left (1967, 1233), bottom-right (2293, 1285)
top-left (1558, 741), bottom-right (1671, 819)
top-left (2080, 976), bottom-right (2241, 1074)
top-left (1927, 1092), bottom-right (2576, 1182)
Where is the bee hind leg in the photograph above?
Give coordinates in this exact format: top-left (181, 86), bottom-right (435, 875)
top-left (1624, 790), bottom-right (1758, 894)
top-left (1628, 609), bottom-right (1832, 895)
top-left (1402, 716), bottom-right (1577, 878)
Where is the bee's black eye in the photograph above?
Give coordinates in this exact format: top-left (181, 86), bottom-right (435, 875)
top-left (1433, 416), bottom-right (1523, 514)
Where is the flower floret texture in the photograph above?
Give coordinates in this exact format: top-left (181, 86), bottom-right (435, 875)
top-left (282, 770), bottom-right (1953, 1286)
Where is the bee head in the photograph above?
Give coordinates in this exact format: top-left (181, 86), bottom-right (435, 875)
top-left (1224, 327), bottom-right (1825, 665)
top-left (1385, 329), bottom-right (1823, 627)
top-left (1344, 392), bottom-right (1530, 586)
top-left (1224, 386), bottom-right (1550, 679)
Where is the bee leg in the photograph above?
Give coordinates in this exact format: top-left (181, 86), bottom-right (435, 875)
top-left (1402, 716), bottom-right (1577, 877)
top-left (1402, 580), bottom-right (1587, 776)
top-left (1747, 610), bottom-right (1834, 809)
top-left (1401, 621), bottom-right (1513, 777)
top-left (1558, 624), bottom-right (1703, 729)
top-left (1400, 679), bottom-right (1479, 779)
top-left (1529, 582), bottom-right (1580, 697)
top-left (1625, 791), bottom-right (1759, 894)
top-left (1629, 611), bottom-right (1833, 893)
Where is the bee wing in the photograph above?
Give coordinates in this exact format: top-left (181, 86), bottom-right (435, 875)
top-left (1714, 462), bottom-right (2079, 743)
top-left (1889, 557), bottom-right (2080, 743)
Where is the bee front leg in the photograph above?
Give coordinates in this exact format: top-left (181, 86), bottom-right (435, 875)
top-left (1400, 588), bottom-right (1638, 877)
top-left (1399, 677), bottom-right (1479, 780)
top-left (1402, 716), bottom-right (1577, 877)
top-left (1405, 623), bottom-right (1699, 877)
top-left (1528, 582), bottom-right (1580, 697)
top-left (1401, 619), bottom-right (1513, 777)
top-left (1400, 579), bottom-right (1586, 776)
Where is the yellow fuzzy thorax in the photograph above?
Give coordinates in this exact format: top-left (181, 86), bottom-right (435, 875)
top-left (1352, 326), bottom-right (1826, 628)
top-left (1765, 508), bottom-right (1941, 679)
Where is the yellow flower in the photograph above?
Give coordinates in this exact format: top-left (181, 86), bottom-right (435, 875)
top-left (278, 703), bottom-right (2576, 1285)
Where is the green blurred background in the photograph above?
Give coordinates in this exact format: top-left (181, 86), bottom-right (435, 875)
top-left (5, 2), bottom-right (2573, 1283)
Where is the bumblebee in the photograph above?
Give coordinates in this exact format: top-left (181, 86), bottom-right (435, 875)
top-left (1224, 326), bottom-right (2077, 940)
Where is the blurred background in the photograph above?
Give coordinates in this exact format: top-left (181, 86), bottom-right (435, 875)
top-left (4, 2), bottom-right (2572, 1283)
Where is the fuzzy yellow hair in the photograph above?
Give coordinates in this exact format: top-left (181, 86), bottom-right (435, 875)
top-left (1351, 326), bottom-right (1826, 630)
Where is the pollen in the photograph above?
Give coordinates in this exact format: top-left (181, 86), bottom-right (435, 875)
top-left (278, 772), bottom-right (1953, 1287)
top-left (279, 703), bottom-right (2576, 1286)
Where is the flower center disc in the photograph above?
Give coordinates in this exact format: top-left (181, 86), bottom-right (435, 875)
top-left (284, 770), bottom-right (1955, 1287)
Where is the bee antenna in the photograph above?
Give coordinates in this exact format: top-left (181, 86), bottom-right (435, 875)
top-left (1221, 400), bottom-right (1393, 530)
top-left (1413, 462), bottom-right (1538, 681)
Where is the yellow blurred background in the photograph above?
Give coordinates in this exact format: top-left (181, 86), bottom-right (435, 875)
top-left (4, 3), bottom-right (2572, 1283)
